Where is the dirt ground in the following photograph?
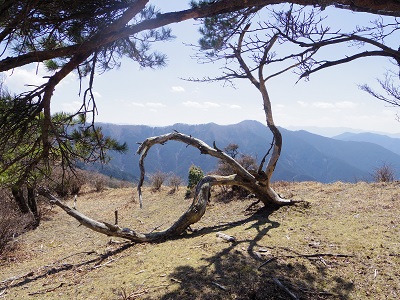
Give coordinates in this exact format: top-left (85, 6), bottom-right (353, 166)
top-left (0, 181), bottom-right (399, 299)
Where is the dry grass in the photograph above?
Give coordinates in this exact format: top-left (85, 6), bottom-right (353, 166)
top-left (0, 182), bottom-right (399, 299)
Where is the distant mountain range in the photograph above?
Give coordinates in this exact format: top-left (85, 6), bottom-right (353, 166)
top-left (88, 120), bottom-right (400, 183)
top-left (333, 132), bottom-right (400, 156)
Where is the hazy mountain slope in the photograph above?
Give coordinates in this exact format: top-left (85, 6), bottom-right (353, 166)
top-left (295, 130), bottom-right (400, 178)
top-left (278, 129), bottom-right (370, 182)
top-left (92, 121), bottom-right (400, 183)
top-left (334, 132), bottom-right (400, 156)
top-left (97, 121), bottom-right (273, 182)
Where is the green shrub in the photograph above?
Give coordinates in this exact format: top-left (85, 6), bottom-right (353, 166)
top-left (187, 165), bottom-right (204, 189)
top-left (185, 165), bottom-right (204, 198)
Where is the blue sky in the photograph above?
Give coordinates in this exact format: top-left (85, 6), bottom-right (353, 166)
top-left (3, 1), bottom-right (400, 136)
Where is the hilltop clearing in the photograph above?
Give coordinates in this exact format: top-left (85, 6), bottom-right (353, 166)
top-left (1, 182), bottom-right (399, 299)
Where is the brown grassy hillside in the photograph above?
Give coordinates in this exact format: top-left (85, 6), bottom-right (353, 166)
top-left (0, 182), bottom-right (399, 299)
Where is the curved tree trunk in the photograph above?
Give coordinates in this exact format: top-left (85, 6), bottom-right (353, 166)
top-left (37, 128), bottom-right (294, 243)
top-left (228, 31), bottom-right (291, 205)
top-left (255, 74), bottom-right (292, 205)
top-left (36, 23), bottom-right (295, 243)
top-left (136, 131), bottom-right (293, 207)
top-left (38, 174), bottom-right (243, 242)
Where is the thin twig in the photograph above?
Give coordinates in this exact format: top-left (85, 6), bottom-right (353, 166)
top-left (272, 277), bottom-right (298, 300)
top-left (258, 137), bottom-right (274, 173)
top-left (294, 253), bottom-right (354, 259)
top-left (149, 223), bottom-right (164, 233)
top-left (28, 282), bottom-right (66, 296)
top-left (92, 258), bottom-right (115, 269)
top-left (53, 250), bottom-right (96, 265)
top-left (257, 257), bottom-right (277, 270)
top-left (212, 281), bottom-right (227, 291)
top-left (0, 271), bottom-right (34, 286)
top-left (258, 253), bottom-right (353, 269)
top-left (299, 287), bottom-right (339, 297)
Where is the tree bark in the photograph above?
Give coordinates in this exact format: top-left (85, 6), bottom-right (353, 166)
top-left (11, 186), bottom-right (40, 228)
top-left (137, 132), bottom-right (293, 206)
top-left (228, 31), bottom-right (291, 205)
top-left (11, 186), bottom-right (30, 214)
top-left (37, 126), bottom-right (296, 242)
top-left (37, 175), bottom-right (241, 242)
top-left (27, 187), bottom-right (40, 226)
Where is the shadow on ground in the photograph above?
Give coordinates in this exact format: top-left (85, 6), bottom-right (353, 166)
top-left (0, 243), bottom-right (134, 293)
top-left (1, 203), bottom-right (354, 299)
top-left (152, 206), bottom-right (354, 300)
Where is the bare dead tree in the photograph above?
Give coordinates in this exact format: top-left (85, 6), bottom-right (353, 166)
top-left (42, 10), bottom-right (324, 243)
top-left (181, 9), bottom-right (326, 205)
top-left (37, 132), bottom-right (259, 242)
top-left (35, 2), bottom-right (400, 243)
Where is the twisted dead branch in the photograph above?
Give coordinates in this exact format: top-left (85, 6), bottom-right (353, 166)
top-left (38, 128), bottom-right (293, 242)
top-left (137, 132), bottom-right (293, 207)
top-left (37, 173), bottom-right (241, 242)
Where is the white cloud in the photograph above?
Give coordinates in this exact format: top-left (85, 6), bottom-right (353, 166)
top-left (182, 101), bottom-right (220, 109)
top-left (4, 68), bottom-right (46, 91)
top-left (313, 102), bottom-right (335, 109)
top-left (147, 102), bottom-right (166, 108)
top-left (130, 102), bottom-right (166, 112)
top-left (312, 101), bottom-right (357, 109)
top-left (297, 100), bottom-right (357, 110)
top-left (182, 101), bottom-right (240, 110)
top-left (204, 101), bottom-right (220, 108)
top-left (381, 109), bottom-right (396, 116)
top-left (171, 86), bottom-right (185, 92)
top-left (335, 101), bottom-right (356, 109)
top-left (4, 63), bottom-right (78, 93)
top-left (226, 104), bottom-right (241, 109)
top-left (131, 102), bottom-right (145, 107)
top-left (297, 101), bottom-right (308, 107)
top-left (182, 101), bottom-right (201, 108)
